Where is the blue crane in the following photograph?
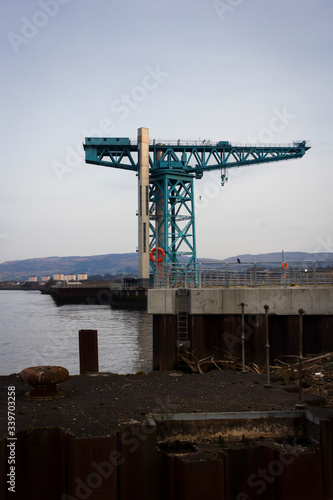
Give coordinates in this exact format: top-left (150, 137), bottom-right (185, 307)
top-left (83, 128), bottom-right (310, 284)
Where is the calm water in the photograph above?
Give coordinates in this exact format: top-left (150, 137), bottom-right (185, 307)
top-left (0, 290), bottom-right (152, 376)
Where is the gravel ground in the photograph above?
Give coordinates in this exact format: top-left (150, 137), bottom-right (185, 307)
top-left (0, 370), bottom-right (325, 439)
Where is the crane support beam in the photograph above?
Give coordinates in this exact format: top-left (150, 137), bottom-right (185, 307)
top-left (83, 132), bottom-right (310, 274)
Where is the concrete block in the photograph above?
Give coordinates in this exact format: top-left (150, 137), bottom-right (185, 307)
top-left (310, 287), bottom-right (333, 314)
top-left (291, 288), bottom-right (313, 315)
top-left (189, 289), bottom-right (202, 314)
top-left (221, 289), bottom-right (241, 314)
top-left (165, 289), bottom-right (176, 314)
top-left (237, 288), bottom-right (259, 314)
top-left (202, 289), bottom-right (223, 314)
top-left (148, 290), bottom-right (166, 314)
top-left (258, 288), bottom-right (293, 315)
top-left (149, 286), bottom-right (333, 316)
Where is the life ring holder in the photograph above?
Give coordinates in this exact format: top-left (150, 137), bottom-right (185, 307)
top-left (150, 247), bottom-right (165, 264)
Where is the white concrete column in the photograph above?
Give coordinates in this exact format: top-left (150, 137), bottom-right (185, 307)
top-left (138, 127), bottom-right (150, 283)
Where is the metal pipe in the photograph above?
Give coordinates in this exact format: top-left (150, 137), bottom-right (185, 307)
top-left (295, 309), bottom-right (307, 408)
top-left (239, 302), bottom-right (248, 373)
top-left (263, 305), bottom-right (272, 388)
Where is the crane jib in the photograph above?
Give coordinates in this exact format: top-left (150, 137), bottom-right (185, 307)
top-left (84, 137), bottom-right (309, 174)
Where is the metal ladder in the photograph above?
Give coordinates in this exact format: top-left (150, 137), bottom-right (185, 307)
top-left (176, 289), bottom-right (190, 372)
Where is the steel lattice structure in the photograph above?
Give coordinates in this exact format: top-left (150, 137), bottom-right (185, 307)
top-left (83, 131), bottom-right (310, 279)
top-left (149, 172), bottom-right (196, 265)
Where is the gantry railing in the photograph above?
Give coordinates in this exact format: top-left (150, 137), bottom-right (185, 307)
top-left (152, 261), bottom-right (333, 289)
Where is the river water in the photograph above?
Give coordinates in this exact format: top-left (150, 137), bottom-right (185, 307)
top-left (0, 290), bottom-right (152, 376)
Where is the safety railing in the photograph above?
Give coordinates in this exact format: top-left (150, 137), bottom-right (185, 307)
top-left (153, 261), bottom-right (333, 289)
top-left (129, 138), bottom-right (308, 149)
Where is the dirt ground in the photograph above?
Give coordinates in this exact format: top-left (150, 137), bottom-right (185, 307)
top-left (0, 370), bottom-right (325, 439)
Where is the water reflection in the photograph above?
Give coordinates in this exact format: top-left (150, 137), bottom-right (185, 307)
top-left (0, 291), bottom-right (152, 375)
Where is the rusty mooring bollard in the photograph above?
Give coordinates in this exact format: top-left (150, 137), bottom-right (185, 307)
top-left (19, 365), bottom-right (69, 399)
top-left (295, 309), bottom-right (307, 409)
top-left (263, 305), bottom-right (272, 388)
top-left (79, 329), bottom-right (99, 374)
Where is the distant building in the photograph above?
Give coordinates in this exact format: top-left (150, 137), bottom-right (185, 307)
top-left (53, 273), bottom-right (65, 281)
top-left (77, 273), bottom-right (88, 281)
top-left (64, 274), bottom-right (77, 281)
top-left (28, 277), bottom-right (38, 282)
top-left (52, 273), bottom-right (88, 281)
top-left (41, 276), bottom-right (51, 282)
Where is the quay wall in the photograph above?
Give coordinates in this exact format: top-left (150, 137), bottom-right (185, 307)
top-left (148, 287), bottom-right (333, 370)
top-left (148, 287), bottom-right (333, 316)
top-left (2, 410), bottom-right (333, 499)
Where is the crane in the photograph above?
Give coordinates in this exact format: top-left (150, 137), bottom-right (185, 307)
top-left (83, 127), bottom-right (310, 285)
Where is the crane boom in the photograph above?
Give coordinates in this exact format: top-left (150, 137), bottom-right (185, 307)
top-left (84, 137), bottom-right (309, 174)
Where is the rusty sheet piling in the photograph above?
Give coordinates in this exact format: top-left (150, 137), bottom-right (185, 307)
top-left (239, 302), bottom-right (248, 373)
top-left (264, 304), bottom-right (272, 388)
top-left (296, 309), bottom-right (307, 409)
top-left (79, 329), bottom-right (99, 373)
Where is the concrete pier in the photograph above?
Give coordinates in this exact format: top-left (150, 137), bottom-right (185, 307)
top-left (148, 287), bottom-right (333, 370)
top-left (148, 287), bottom-right (333, 316)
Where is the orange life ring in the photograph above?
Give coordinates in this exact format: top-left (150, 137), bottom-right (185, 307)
top-left (150, 247), bottom-right (165, 263)
top-left (282, 262), bottom-right (288, 270)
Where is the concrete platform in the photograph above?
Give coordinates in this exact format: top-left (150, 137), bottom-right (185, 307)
top-left (148, 286), bottom-right (333, 315)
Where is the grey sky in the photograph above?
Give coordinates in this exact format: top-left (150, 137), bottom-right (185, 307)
top-left (1, 0), bottom-right (332, 263)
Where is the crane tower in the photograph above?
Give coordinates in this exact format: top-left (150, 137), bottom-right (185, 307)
top-left (83, 127), bottom-right (310, 285)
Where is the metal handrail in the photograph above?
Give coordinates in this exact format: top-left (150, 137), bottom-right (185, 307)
top-left (153, 260), bottom-right (333, 289)
top-left (129, 138), bottom-right (310, 148)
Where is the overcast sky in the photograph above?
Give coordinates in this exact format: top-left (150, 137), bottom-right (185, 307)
top-left (1, 0), bottom-right (332, 263)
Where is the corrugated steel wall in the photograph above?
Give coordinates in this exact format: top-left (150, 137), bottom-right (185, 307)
top-left (153, 314), bottom-right (333, 370)
top-left (1, 417), bottom-right (333, 499)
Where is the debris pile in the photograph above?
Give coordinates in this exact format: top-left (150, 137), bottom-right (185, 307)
top-left (271, 352), bottom-right (333, 406)
top-left (180, 350), bottom-right (333, 406)
top-left (180, 350), bottom-right (261, 375)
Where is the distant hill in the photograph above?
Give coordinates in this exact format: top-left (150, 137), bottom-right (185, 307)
top-left (0, 253), bottom-right (138, 281)
top-left (223, 252), bottom-right (333, 263)
top-left (1, 252), bottom-right (332, 281)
